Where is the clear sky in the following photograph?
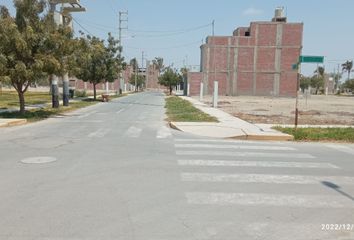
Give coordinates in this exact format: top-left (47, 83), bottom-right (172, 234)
top-left (1, 0), bottom-right (353, 76)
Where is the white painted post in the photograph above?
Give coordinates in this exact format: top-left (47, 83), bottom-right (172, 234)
top-left (199, 82), bottom-right (204, 101)
top-left (213, 81), bottom-right (218, 108)
top-left (105, 81), bottom-right (109, 94)
top-left (187, 83), bottom-right (190, 96)
top-left (124, 83), bottom-right (127, 92)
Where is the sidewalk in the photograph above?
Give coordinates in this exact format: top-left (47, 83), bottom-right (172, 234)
top-left (170, 96), bottom-right (294, 141)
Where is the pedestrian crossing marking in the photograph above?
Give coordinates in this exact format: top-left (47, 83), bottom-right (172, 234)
top-left (181, 173), bottom-right (354, 185)
top-left (178, 160), bottom-right (339, 169)
top-left (175, 143), bottom-right (296, 151)
top-left (186, 192), bottom-right (354, 208)
top-left (176, 150), bottom-right (315, 159)
top-left (124, 126), bottom-right (142, 138)
top-left (156, 126), bottom-right (172, 139)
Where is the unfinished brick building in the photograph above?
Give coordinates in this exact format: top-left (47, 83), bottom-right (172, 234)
top-left (188, 8), bottom-right (303, 97)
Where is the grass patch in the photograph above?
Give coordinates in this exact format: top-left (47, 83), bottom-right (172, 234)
top-left (0, 101), bottom-right (96, 122)
top-left (0, 92), bottom-right (128, 122)
top-left (165, 96), bottom-right (217, 122)
top-left (274, 127), bottom-right (354, 142)
top-left (0, 91), bottom-right (51, 108)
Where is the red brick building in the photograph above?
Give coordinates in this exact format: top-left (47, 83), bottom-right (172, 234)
top-left (73, 61), bottom-right (161, 92)
top-left (188, 8), bottom-right (303, 97)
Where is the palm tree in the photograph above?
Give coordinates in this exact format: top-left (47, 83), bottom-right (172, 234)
top-left (152, 57), bottom-right (164, 75)
top-left (342, 60), bottom-right (353, 81)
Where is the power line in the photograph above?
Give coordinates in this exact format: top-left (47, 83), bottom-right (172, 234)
top-left (71, 18), bottom-right (212, 38)
top-left (125, 39), bottom-right (202, 50)
top-left (129, 23), bottom-right (212, 38)
top-left (72, 17), bottom-right (94, 36)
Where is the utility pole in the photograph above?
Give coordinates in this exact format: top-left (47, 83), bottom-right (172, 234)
top-left (141, 51), bottom-right (145, 91)
top-left (212, 20), bottom-right (215, 36)
top-left (118, 11), bottom-right (128, 94)
top-left (49, 0), bottom-right (85, 107)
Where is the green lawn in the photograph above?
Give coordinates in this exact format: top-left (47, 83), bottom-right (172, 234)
top-left (274, 127), bottom-right (354, 142)
top-left (165, 96), bottom-right (218, 122)
top-left (0, 90), bottom-right (127, 122)
top-left (0, 91), bottom-right (51, 109)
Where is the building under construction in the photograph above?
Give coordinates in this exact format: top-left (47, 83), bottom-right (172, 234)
top-left (188, 8), bottom-right (303, 97)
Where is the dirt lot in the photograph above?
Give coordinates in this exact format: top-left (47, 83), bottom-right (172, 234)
top-left (195, 95), bottom-right (354, 125)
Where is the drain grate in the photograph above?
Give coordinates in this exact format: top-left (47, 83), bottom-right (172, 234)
top-left (20, 157), bottom-right (57, 164)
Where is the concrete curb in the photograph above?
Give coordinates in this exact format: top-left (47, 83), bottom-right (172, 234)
top-left (169, 121), bottom-right (293, 141)
top-left (168, 95), bottom-right (294, 141)
top-left (0, 119), bottom-right (27, 128)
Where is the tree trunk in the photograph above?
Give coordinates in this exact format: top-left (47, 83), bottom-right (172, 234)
top-left (169, 84), bottom-right (172, 95)
top-left (93, 83), bottom-right (97, 101)
top-left (18, 91), bottom-right (25, 115)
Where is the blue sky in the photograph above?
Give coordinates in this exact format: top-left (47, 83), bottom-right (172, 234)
top-left (1, 0), bottom-right (353, 76)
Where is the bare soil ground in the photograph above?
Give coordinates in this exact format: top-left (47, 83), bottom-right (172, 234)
top-left (194, 95), bottom-right (354, 125)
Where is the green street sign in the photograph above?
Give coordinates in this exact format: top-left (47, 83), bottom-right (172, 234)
top-left (299, 55), bottom-right (324, 63)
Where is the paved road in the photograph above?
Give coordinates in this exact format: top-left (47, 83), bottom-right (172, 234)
top-left (0, 91), bottom-right (353, 240)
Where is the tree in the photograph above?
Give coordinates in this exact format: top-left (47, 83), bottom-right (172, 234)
top-left (311, 66), bottom-right (325, 94)
top-left (152, 57), bottom-right (164, 75)
top-left (158, 67), bottom-right (182, 95)
top-left (40, 13), bottom-right (77, 107)
top-left (0, 2), bottom-right (47, 114)
top-left (299, 75), bottom-right (311, 92)
top-left (329, 72), bottom-right (342, 91)
top-left (343, 79), bottom-right (354, 92)
top-left (104, 33), bottom-right (124, 92)
top-left (342, 60), bottom-right (353, 81)
top-left (310, 76), bottom-right (324, 94)
top-left (129, 58), bottom-right (139, 91)
top-left (128, 74), bottom-right (145, 91)
top-left (76, 35), bottom-right (106, 100)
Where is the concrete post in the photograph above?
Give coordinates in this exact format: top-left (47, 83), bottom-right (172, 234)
top-left (124, 83), bottom-right (127, 92)
top-left (105, 81), bottom-right (109, 94)
top-left (199, 82), bottom-right (204, 101)
top-left (62, 73), bottom-right (69, 106)
top-left (51, 75), bottom-right (59, 108)
top-left (187, 83), bottom-right (190, 96)
top-left (213, 81), bottom-right (218, 108)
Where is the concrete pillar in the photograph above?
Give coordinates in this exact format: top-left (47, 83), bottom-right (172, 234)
top-left (105, 81), bottom-right (109, 94)
top-left (199, 82), bottom-right (204, 101)
top-left (62, 73), bottom-right (69, 106)
top-left (187, 83), bottom-right (190, 96)
top-left (213, 81), bottom-right (218, 108)
top-left (51, 75), bottom-right (59, 108)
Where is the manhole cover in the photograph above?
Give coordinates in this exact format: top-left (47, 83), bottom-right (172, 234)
top-left (20, 157), bottom-right (57, 164)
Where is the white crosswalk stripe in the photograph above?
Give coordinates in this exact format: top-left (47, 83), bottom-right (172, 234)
top-left (124, 126), bottom-right (142, 138)
top-left (178, 159), bottom-right (339, 169)
top-left (176, 150), bottom-right (315, 159)
top-left (175, 138), bottom-right (285, 145)
top-left (156, 126), bottom-right (172, 139)
top-left (175, 143), bottom-right (296, 151)
top-left (87, 128), bottom-right (110, 138)
top-left (186, 192), bottom-right (354, 208)
top-left (174, 138), bottom-right (353, 211)
top-left (181, 172), bottom-right (354, 185)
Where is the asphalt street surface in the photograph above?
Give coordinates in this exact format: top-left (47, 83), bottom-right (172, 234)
top-left (0, 91), bottom-right (353, 240)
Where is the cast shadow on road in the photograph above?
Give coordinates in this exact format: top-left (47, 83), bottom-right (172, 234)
top-left (321, 181), bottom-right (354, 201)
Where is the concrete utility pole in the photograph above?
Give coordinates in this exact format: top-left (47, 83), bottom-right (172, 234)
top-left (118, 11), bottom-right (128, 94)
top-left (49, 0), bottom-right (86, 107)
